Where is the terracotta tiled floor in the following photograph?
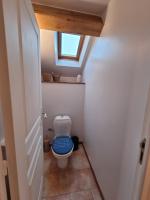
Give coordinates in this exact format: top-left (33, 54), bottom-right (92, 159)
top-left (43, 144), bottom-right (102, 200)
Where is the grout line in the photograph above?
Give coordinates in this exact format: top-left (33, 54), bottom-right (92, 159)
top-left (42, 188), bottom-right (97, 199)
top-left (91, 190), bottom-right (95, 200)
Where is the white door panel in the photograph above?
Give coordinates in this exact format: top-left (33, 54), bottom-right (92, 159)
top-left (0, 0), bottom-right (43, 199)
top-left (20, 0), bottom-right (41, 133)
top-left (30, 146), bottom-right (43, 200)
top-left (19, 0), bottom-right (43, 199)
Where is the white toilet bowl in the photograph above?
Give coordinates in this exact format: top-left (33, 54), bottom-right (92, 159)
top-left (51, 115), bottom-right (74, 168)
top-left (51, 145), bottom-right (74, 168)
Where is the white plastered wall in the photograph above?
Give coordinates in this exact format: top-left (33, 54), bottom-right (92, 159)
top-left (83, 0), bottom-right (150, 199)
top-left (42, 83), bottom-right (85, 142)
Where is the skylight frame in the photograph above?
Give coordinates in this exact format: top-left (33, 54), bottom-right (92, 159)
top-left (57, 32), bottom-right (85, 61)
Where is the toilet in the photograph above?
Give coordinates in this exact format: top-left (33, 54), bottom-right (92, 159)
top-left (51, 115), bottom-right (74, 168)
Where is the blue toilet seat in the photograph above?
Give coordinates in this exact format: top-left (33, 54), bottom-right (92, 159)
top-left (51, 136), bottom-right (74, 155)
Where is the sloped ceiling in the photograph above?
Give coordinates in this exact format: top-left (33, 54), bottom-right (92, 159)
top-left (32, 0), bottom-right (109, 16)
top-left (33, 0), bottom-right (110, 76)
top-left (40, 30), bottom-right (93, 76)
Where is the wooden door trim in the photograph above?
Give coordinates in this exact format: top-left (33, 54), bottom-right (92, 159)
top-left (140, 88), bottom-right (150, 200)
top-left (0, 144), bottom-right (7, 200)
top-left (141, 145), bottom-right (150, 199)
top-left (0, 0), bottom-right (20, 199)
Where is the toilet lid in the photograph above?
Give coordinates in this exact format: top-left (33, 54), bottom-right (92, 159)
top-left (52, 136), bottom-right (74, 155)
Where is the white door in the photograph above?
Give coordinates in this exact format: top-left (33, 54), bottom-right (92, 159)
top-left (133, 88), bottom-right (150, 200)
top-left (0, 0), bottom-right (43, 199)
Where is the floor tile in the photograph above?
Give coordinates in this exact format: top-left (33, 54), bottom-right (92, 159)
top-left (70, 190), bottom-right (93, 200)
top-left (44, 145), bottom-right (90, 174)
top-left (43, 144), bottom-right (102, 200)
top-left (43, 168), bottom-right (96, 197)
top-left (69, 146), bottom-right (90, 170)
top-left (91, 188), bottom-right (102, 200)
top-left (42, 193), bottom-right (71, 200)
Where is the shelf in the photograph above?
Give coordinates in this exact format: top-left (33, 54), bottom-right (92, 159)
top-left (42, 81), bottom-right (85, 85)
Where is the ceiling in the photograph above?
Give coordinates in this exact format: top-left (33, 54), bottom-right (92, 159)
top-left (33, 0), bottom-right (110, 76)
top-left (32, 0), bottom-right (110, 16)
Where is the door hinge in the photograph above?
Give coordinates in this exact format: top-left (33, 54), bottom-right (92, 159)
top-left (2, 160), bottom-right (8, 176)
top-left (139, 138), bottom-right (146, 165)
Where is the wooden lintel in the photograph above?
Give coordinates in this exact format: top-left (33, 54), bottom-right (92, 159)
top-left (32, 3), bottom-right (103, 36)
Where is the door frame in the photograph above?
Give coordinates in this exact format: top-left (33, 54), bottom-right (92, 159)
top-left (0, 0), bottom-right (20, 198)
top-left (132, 86), bottom-right (150, 200)
top-left (141, 145), bottom-right (150, 199)
top-left (0, 141), bottom-right (7, 200)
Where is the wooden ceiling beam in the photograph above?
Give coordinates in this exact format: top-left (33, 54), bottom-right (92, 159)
top-left (32, 3), bottom-right (103, 36)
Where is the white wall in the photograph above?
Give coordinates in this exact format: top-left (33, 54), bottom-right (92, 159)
top-left (42, 83), bottom-right (85, 141)
top-left (83, 0), bottom-right (150, 199)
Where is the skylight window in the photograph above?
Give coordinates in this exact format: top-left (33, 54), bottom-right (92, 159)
top-left (61, 33), bottom-right (80, 57)
top-left (57, 32), bottom-right (85, 61)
